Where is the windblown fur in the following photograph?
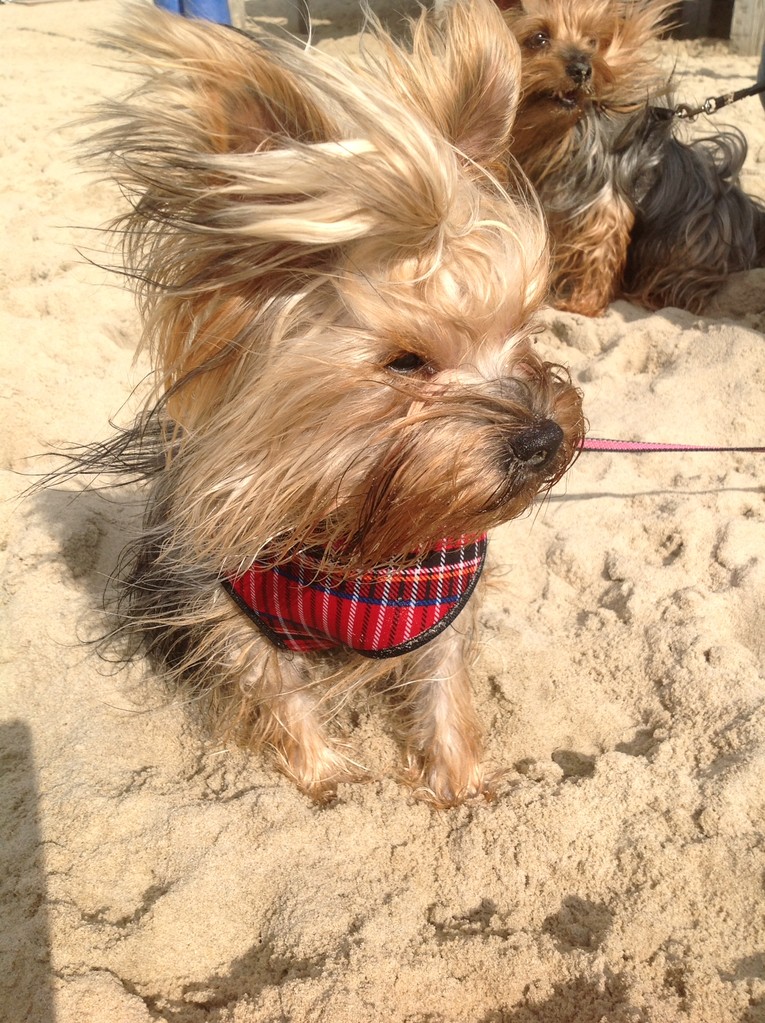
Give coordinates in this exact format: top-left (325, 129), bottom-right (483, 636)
top-left (58, 0), bottom-right (585, 806)
top-left (498, 0), bottom-right (765, 315)
top-left (622, 114), bottom-right (765, 311)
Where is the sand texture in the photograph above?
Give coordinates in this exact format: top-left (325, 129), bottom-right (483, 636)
top-left (2, 2), bottom-right (765, 1020)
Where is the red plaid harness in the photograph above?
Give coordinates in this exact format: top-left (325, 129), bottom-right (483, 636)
top-left (223, 534), bottom-right (487, 659)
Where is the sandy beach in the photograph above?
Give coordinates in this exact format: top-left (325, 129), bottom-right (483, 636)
top-left (2, 1), bottom-right (765, 1020)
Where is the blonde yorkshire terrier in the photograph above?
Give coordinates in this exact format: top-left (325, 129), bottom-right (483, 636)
top-left (63, 0), bottom-right (584, 807)
top-left (497, 0), bottom-right (765, 315)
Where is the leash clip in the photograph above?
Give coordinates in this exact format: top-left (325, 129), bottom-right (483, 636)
top-left (673, 102), bottom-right (699, 121)
top-left (672, 82), bottom-right (765, 121)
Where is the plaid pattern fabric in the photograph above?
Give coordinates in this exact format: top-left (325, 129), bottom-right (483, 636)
top-left (223, 534), bottom-right (487, 659)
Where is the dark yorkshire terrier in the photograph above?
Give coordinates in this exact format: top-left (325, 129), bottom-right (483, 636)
top-left (497, 0), bottom-right (765, 315)
top-left (55, 0), bottom-right (584, 807)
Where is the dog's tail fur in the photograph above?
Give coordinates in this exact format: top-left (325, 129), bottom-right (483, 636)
top-left (622, 115), bottom-right (765, 312)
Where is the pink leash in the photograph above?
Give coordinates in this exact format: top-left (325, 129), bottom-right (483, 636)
top-left (580, 438), bottom-right (765, 453)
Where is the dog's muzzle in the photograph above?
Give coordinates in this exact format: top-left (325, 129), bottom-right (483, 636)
top-left (509, 419), bottom-right (564, 470)
top-left (566, 57), bottom-right (592, 86)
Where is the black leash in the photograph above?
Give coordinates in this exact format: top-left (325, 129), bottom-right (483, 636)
top-left (657, 80), bottom-right (765, 121)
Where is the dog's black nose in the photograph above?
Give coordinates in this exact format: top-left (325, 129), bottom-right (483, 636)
top-left (566, 59), bottom-right (592, 85)
top-left (510, 420), bottom-right (564, 471)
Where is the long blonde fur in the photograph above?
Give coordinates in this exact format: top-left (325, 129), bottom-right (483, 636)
top-left (69, 0), bottom-right (585, 806)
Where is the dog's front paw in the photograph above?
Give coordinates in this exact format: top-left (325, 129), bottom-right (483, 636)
top-left (277, 741), bottom-right (370, 804)
top-left (404, 752), bottom-right (499, 809)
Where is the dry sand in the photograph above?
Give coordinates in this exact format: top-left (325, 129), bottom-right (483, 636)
top-left (2, 1), bottom-right (765, 1020)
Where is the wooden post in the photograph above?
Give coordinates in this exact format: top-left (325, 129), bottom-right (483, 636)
top-left (228, 0), bottom-right (246, 28)
top-left (730, 0), bottom-right (765, 54)
top-left (286, 0), bottom-right (310, 34)
top-left (673, 0), bottom-right (714, 37)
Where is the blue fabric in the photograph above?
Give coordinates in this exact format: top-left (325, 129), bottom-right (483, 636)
top-left (154, 0), bottom-right (232, 25)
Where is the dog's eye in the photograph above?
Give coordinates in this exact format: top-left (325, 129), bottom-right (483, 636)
top-left (385, 352), bottom-right (432, 375)
top-left (527, 30), bottom-right (550, 49)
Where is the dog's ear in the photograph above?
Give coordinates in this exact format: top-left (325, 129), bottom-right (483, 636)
top-left (91, 10), bottom-right (348, 423)
top-left (98, 8), bottom-right (338, 154)
top-left (374, 0), bottom-right (523, 174)
top-left (89, 3), bottom-right (539, 429)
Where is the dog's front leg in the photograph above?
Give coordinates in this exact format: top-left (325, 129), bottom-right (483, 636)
top-left (226, 631), bottom-right (363, 801)
top-left (397, 624), bottom-right (490, 807)
top-left (549, 196), bottom-right (634, 316)
top-left (262, 652), bottom-right (354, 800)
